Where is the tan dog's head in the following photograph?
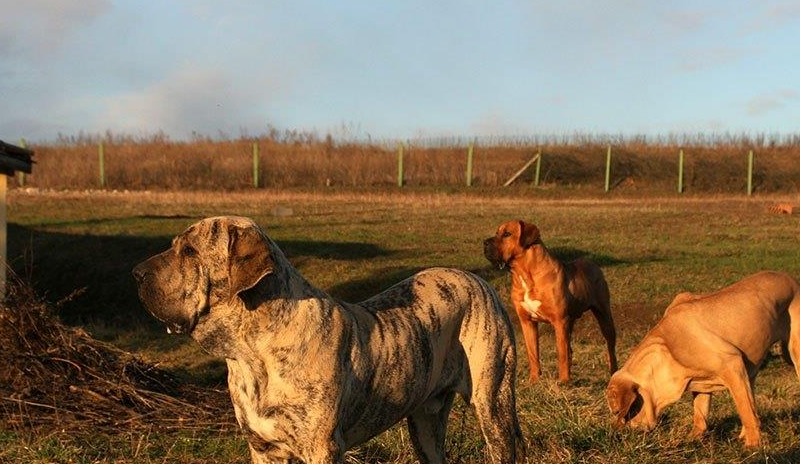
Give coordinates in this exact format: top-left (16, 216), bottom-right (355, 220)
top-left (605, 373), bottom-right (655, 430)
top-left (483, 220), bottom-right (541, 269)
top-left (132, 216), bottom-right (274, 336)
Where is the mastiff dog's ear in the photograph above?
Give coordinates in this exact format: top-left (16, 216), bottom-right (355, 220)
top-left (227, 223), bottom-right (274, 300)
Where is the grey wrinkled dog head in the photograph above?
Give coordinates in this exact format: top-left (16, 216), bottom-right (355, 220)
top-left (132, 216), bottom-right (274, 346)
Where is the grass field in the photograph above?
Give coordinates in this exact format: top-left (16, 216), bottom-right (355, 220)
top-left (3, 188), bottom-right (800, 463)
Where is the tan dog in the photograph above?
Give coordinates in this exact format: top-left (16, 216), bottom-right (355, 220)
top-left (606, 271), bottom-right (800, 447)
top-left (134, 216), bottom-right (522, 464)
top-left (483, 220), bottom-right (617, 383)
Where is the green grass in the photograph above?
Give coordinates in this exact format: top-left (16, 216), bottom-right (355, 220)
top-left (4, 189), bottom-right (800, 463)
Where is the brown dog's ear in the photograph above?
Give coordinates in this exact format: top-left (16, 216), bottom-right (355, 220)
top-left (606, 377), bottom-right (639, 426)
top-left (519, 221), bottom-right (541, 248)
top-left (227, 223), bottom-right (274, 299)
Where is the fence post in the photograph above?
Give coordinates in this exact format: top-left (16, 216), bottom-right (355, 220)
top-left (604, 145), bottom-right (612, 192)
top-left (252, 142), bottom-right (260, 188)
top-left (677, 149), bottom-right (684, 194)
top-left (533, 147), bottom-right (542, 187)
top-left (397, 143), bottom-right (404, 187)
top-left (747, 149), bottom-right (754, 196)
top-left (98, 140), bottom-right (105, 188)
top-left (466, 143), bottom-right (474, 187)
top-left (18, 139), bottom-right (26, 187)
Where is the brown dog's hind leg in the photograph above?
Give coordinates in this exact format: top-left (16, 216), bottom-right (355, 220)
top-left (590, 303), bottom-right (618, 374)
top-left (407, 392), bottom-right (455, 464)
top-left (690, 392), bottom-right (712, 438)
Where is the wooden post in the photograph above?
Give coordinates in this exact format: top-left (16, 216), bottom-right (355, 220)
top-left (466, 143), bottom-right (474, 187)
top-left (747, 149), bottom-right (754, 196)
top-left (397, 143), bottom-right (404, 187)
top-left (604, 145), bottom-right (612, 192)
top-left (17, 139), bottom-right (26, 187)
top-left (0, 173), bottom-right (6, 300)
top-left (252, 142), bottom-right (260, 188)
top-left (533, 147), bottom-right (542, 187)
top-left (502, 153), bottom-right (541, 187)
top-left (677, 149), bottom-right (684, 194)
top-left (98, 140), bottom-right (106, 188)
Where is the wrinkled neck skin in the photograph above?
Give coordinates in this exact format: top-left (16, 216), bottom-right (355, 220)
top-left (508, 242), bottom-right (562, 287)
top-left (617, 336), bottom-right (690, 430)
top-left (191, 241), bottom-right (333, 360)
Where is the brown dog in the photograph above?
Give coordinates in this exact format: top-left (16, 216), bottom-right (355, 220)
top-left (484, 220), bottom-right (617, 383)
top-left (606, 271), bottom-right (800, 448)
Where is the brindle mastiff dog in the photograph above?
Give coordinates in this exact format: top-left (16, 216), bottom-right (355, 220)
top-left (483, 220), bottom-right (617, 384)
top-left (606, 271), bottom-right (800, 448)
top-left (133, 216), bottom-right (522, 464)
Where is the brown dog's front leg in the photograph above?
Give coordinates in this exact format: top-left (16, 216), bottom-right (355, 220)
top-left (517, 312), bottom-right (542, 382)
top-left (690, 392), bottom-right (712, 438)
top-left (554, 319), bottom-right (572, 384)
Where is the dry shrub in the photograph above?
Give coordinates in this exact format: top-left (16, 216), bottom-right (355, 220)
top-left (20, 133), bottom-right (800, 192)
top-left (0, 273), bottom-right (233, 432)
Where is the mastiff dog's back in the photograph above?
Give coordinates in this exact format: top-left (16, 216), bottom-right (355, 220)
top-left (133, 216), bottom-right (522, 464)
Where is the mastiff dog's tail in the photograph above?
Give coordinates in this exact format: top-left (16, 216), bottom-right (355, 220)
top-left (459, 271), bottom-right (525, 464)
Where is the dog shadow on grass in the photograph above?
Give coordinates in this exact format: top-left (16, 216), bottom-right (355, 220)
top-left (7, 223), bottom-right (394, 329)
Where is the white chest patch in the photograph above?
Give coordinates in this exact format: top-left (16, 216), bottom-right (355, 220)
top-left (518, 276), bottom-right (545, 320)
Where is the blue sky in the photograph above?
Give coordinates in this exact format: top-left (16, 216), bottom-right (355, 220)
top-left (1, 0), bottom-right (799, 141)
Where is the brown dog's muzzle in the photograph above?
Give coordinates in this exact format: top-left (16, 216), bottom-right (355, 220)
top-left (483, 238), bottom-right (506, 269)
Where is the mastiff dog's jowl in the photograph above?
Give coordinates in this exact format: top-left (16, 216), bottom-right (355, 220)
top-left (133, 216), bottom-right (522, 464)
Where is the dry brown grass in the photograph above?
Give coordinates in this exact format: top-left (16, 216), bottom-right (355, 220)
top-left (0, 272), bottom-right (233, 433)
top-left (21, 133), bottom-right (800, 192)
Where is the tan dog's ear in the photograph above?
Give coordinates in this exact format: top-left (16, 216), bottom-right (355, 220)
top-left (227, 223), bottom-right (274, 299)
top-left (519, 221), bottom-right (541, 248)
top-left (606, 378), bottom-right (640, 427)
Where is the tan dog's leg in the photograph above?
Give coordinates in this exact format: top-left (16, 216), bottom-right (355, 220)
top-left (787, 298), bottom-right (800, 380)
top-left (554, 319), bottom-right (573, 383)
top-left (690, 392), bottom-right (712, 438)
top-left (720, 357), bottom-right (761, 447)
top-left (407, 392), bottom-right (455, 464)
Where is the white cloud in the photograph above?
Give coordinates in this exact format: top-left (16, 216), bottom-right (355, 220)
top-left (663, 8), bottom-right (714, 32)
top-left (469, 111), bottom-right (530, 137)
top-left (747, 0), bottom-right (800, 32)
top-left (746, 89), bottom-right (798, 116)
top-left (679, 47), bottom-right (750, 71)
top-left (101, 64), bottom-right (265, 136)
top-left (0, 0), bottom-right (110, 56)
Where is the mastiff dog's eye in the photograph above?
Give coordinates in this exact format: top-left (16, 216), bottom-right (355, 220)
top-left (182, 245), bottom-right (197, 257)
top-left (502, 231), bottom-right (511, 238)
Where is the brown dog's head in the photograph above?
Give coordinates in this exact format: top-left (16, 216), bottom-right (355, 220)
top-left (605, 373), bottom-right (654, 430)
top-left (483, 220), bottom-right (541, 269)
top-left (132, 216), bottom-right (274, 337)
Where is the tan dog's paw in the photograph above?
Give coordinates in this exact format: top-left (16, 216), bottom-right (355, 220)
top-left (739, 427), bottom-right (761, 448)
